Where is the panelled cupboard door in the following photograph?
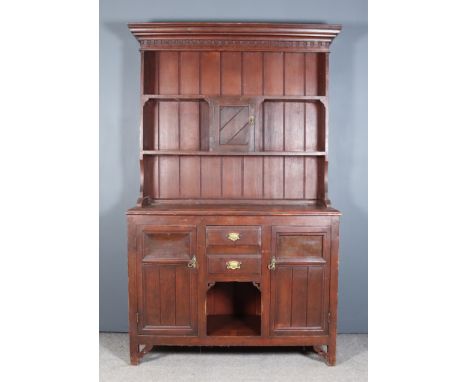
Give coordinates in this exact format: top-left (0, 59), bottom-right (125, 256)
top-left (270, 226), bottom-right (331, 336)
top-left (136, 225), bottom-right (198, 335)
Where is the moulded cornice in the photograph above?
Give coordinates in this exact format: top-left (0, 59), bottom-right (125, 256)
top-left (129, 22), bottom-right (341, 52)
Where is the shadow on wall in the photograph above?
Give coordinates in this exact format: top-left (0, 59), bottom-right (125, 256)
top-left (99, 21), bottom-right (368, 333)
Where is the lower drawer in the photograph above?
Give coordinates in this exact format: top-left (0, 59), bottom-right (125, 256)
top-left (207, 255), bottom-right (260, 275)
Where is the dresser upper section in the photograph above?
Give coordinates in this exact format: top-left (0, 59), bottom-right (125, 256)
top-left (129, 23), bottom-right (341, 208)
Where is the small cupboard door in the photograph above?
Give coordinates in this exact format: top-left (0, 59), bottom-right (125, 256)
top-left (137, 225), bottom-right (198, 335)
top-left (269, 226), bottom-right (331, 336)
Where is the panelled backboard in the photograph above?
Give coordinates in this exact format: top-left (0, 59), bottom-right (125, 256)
top-left (131, 23), bottom-right (337, 205)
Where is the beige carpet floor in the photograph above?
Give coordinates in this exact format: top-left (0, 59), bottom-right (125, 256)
top-left (100, 333), bottom-right (367, 382)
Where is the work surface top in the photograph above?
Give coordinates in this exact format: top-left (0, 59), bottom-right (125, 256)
top-left (127, 203), bottom-right (341, 216)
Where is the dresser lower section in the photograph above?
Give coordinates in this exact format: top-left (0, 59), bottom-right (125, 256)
top-left (127, 209), bottom-right (340, 365)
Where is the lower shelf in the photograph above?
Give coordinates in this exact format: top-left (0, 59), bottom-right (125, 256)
top-left (207, 314), bottom-right (261, 336)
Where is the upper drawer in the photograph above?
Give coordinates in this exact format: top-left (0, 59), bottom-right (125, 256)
top-left (206, 226), bottom-right (261, 246)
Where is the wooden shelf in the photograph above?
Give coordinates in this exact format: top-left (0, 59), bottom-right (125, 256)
top-left (207, 314), bottom-right (261, 336)
top-left (142, 94), bottom-right (326, 102)
top-left (264, 95), bottom-right (326, 102)
top-left (142, 150), bottom-right (326, 156)
top-left (142, 94), bottom-right (205, 101)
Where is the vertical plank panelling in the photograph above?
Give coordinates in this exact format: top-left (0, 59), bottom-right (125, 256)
top-left (317, 103), bottom-right (326, 152)
top-left (143, 156), bottom-right (158, 199)
top-left (242, 52), bottom-right (263, 95)
top-left (263, 53), bottom-right (284, 155)
top-left (201, 157), bottom-right (221, 197)
top-left (305, 102), bottom-right (318, 151)
top-left (199, 101), bottom-right (210, 151)
top-left (159, 102), bottom-right (179, 150)
top-left (152, 101), bottom-right (159, 150)
top-left (255, 104), bottom-right (263, 151)
top-left (190, 267), bottom-right (198, 331)
top-left (291, 267), bottom-right (308, 327)
top-left (180, 52), bottom-right (200, 153)
top-left (143, 46), bottom-right (323, 202)
top-left (275, 267), bottom-right (292, 328)
top-left (180, 52), bottom-right (200, 94)
top-left (219, 284), bottom-right (235, 314)
top-left (175, 267), bottom-right (190, 326)
top-left (317, 157), bottom-right (327, 201)
top-left (201, 52), bottom-right (220, 95)
top-left (243, 157), bottom-right (263, 198)
top-left (180, 156), bottom-right (201, 198)
top-left (264, 157), bottom-right (283, 199)
top-left (318, 53), bottom-right (328, 96)
top-left (222, 157), bottom-right (242, 198)
top-left (263, 102), bottom-right (284, 151)
top-left (221, 52), bottom-right (242, 95)
top-left (179, 102), bottom-right (200, 150)
top-left (143, 266), bottom-right (161, 326)
top-left (142, 157), bottom-right (153, 198)
top-left (206, 287), bottom-right (214, 314)
top-left (284, 157), bottom-right (304, 199)
top-left (284, 53), bottom-right (305, 176)
top-left (284, 102), bottom-right (305, 151)
top-left (143, 51), bottom-right (158, 94)
top-left (306, 266), bottom-right (324, 327)
top-left (159, 156), bottom-right (179, 198)
top-left (159, 266), bottom-right (176, 325)
top-left (159, 51), bottom-right (179, 94)
top-left (142, 100), bottom-right (157, 150)
top-left (305, 157), bottom-right (318, 199)
top-left (263, 52), bottom-right (284, 95)
top-left (305, 53), bottom-right (318, 96)
top-left (284, 53), bottom-right (305, 95)
top-left (150, 157), bottom-right (159, 199)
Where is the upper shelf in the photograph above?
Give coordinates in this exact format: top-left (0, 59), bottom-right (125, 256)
top-left (142, 94), bottom-right (327, 103)
top-left (142, 150), bottom-right (326, 156)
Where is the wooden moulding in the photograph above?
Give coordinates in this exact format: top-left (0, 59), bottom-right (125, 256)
top-left (129, 22), bottom-right (341, 52)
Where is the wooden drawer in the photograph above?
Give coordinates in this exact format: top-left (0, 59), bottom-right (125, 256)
top-left (207, 255), bottom-right (260, 275)
top-left (206, 226), bottom-right (261, 246)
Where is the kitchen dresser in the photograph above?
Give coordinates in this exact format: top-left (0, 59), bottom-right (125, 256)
top-left (127, 22), bottom-right (341, 365)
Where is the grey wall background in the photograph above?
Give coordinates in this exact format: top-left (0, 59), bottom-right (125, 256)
top-left (100, 0), bottom-right (368, 333)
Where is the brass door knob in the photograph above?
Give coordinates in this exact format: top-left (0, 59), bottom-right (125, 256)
top-left (226, 260), bottom-right (242, 270)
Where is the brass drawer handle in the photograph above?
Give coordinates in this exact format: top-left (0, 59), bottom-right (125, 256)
top-left (226, 260), bottom-right (242, 270)
top-left (227, 232), bottom-right (241, 242)
top-left (187, 255), bottom-right (197, 268)
top-left (267, 257), bottom-right (276, 271)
